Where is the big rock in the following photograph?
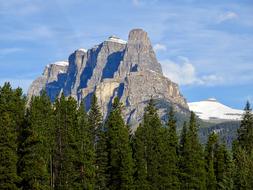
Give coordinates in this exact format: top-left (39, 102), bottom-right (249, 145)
top-left (28, 29), bottom-right (188, 129)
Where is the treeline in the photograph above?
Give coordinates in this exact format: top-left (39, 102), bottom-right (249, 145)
top-left (0, 82), bottom-right (253, 190)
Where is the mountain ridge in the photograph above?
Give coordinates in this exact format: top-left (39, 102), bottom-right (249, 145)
top-left (28, 28), bottom-right (188, 128)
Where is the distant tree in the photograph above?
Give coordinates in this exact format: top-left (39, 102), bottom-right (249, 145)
top-left (0, 83), bottom-right (25, 190)
top-left (106, 97), bottom-right (134, 190)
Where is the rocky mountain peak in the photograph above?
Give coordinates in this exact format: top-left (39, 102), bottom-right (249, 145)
top-left (128, 28), bottom-right (149, 45)
top-left (28, 28), bottom-right (188, 128)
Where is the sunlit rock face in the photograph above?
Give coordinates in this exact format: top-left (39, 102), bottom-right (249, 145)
top-left (28, 29), bottom-right (188, 129)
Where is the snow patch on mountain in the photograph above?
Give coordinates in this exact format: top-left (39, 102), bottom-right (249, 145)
top-left (52, 61), bottom-right (69, 67)
top-left (106, 35), bottom-right (127, 44)
top-left (188, 98), bottom-right (243, 122)
top-left (77, 48), bottom-right (88, 53)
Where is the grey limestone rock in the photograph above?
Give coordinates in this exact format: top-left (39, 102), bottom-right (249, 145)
top-left (28, 29), bottom-right (188, 128)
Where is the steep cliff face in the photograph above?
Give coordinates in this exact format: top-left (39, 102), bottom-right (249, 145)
top-left (28, 29), bottom-right (188, 128)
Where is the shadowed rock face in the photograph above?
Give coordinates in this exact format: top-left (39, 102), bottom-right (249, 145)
top-left (28, 29), bottom-right (188, 128)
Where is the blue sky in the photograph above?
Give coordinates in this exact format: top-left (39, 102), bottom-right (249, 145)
top-left (0, 0), bottom-right (252, 109)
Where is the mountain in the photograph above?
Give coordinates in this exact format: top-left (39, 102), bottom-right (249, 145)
top-left (28, 29), bottom-right (188, 129)
top-left (188, 98), bottom-right (243, 123)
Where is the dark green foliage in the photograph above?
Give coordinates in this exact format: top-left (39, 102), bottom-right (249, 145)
top-left (18, 92), bottom-right (53, 190)
top-left (2, 83), bottom-right (253, 190)
top-left (0, 82), bottom-right (25, 189)
top-left (88, 94), bottom-right (103, 144)
top-left (159, 107), bottom-right (180, 189)
top-left (142, 99), bottom-right (163, 189)
top-left (237, 101), bottom-right (253, 154)
top-left (132, 123), bottom-right (149, 190)
top-left (76, 101), bottom-right (95, 189)
top-left (133, 100), bottom-right (180, 189)
top-left (106, 97), bottom-right (134, 190)
top-left (179, 112), bottom-right (206, 190)
top-left (214, 143), bottom-right (233, 189)
top-left (53, 95), bottom-right (80, 190)
top-left (88, 94), bottom-right (109, 190)
top-left (233, 101), bottom-right (253, 189)
top-left (205, 132), bottom-right (218, 190)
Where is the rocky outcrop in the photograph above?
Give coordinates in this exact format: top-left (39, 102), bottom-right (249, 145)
top-left (28, 29), bottom-right (188, 128)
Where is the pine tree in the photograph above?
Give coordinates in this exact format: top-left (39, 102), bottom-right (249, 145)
top-left (87, 94), bottom-right (109, 190)
top-left (53, 95), bottom-right (80, 190)
top-left (233, 101), bottom-right (253, 189)
top-left (214, 144), bottom-right (233, 190)
top-left (205, 132), bottom-right (218, 190)
top-left (179, 112), bottom-right (206, 190)
top-left (237, 101), bottom-right (253, 154)
top-left (88, 94), bottom-right (103, 144)
top-left (143, 99), bottom-right (163, 189)
top-left (18, 92), bottom-right (53, 190)
top-left (0, 83), bottom-right (25, 189)
top-left (159, 107), bottom-right (180, 189)
top-left (132, 123), bottom-right (149, 190)
top-left (133, 99), bottom-right (167, 189)
top-left (106, 97), bottom-right (134, 190)
top-left (76, 101), bottom-right (95, 189)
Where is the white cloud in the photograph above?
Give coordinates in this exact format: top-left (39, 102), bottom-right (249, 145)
top-left (160, 57), bottom-right (224, 86)
top-left (153, 43), bottom-right (167, 52)
top-left (218, 11), bottom-right (238, 23)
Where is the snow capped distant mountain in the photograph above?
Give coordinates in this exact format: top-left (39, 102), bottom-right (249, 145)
top-left (188, 98), bottom-right (244, 122)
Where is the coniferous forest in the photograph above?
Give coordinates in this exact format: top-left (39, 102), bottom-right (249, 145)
top-left (1, 82), bottom-right (253, 190)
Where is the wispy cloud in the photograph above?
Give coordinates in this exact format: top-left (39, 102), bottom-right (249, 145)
top-left (0, 48), bottom-right (24, 56)
top-left (154, 43), bottom-right (167, 52)
top-left (0, 25), bottom-right (55, 41)
top-left (0, 1), bottom-right (41, 16)
top-left (160, 57), bottom-right (224, 86)
top-left (218, 11), bottom-right (238, 23)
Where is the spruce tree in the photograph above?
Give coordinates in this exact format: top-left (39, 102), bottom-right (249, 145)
top-left (88, 94), bottom-right (109, 190)
top-left (233, 101), bottom-right (253, 189)
top-left (0, 83), bottom-right (25, 189)
top-left (53, 95), bottom-right (80, 190)
top-left (88, 94), bottom-right (102, 144)
top-left (143, 99), bottom-right (163, 189)
top-left (132, 123), bottom-right (149, 190)
top-left (205, 132), bottom-right (218, 190)
top-left (214, 144), bottom-right (233, 190)
top-left (159, 107), bottom-right (180, 189)
top-left (105, 97), bottom-right (134, 190)
top-left (237, 101), bottom-right (253, 154)
top-left (76, 101), bottom-right (95, 189)
top-left (179, 112), bottom-right (206, 190)
top-left (18, 92), bottom-right (53, 190)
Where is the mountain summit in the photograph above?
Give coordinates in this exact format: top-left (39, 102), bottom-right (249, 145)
top-left (28, 29), bottom-right (188, 128)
